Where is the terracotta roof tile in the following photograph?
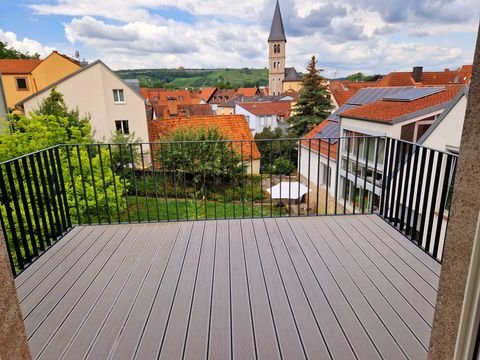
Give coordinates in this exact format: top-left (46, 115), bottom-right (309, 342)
top-left (147, 115), bottom-right (261, 160)
top-left (237, 101), bottom-right (291, 118)
top-left (329, 81), bottom-right (372, 106)
top-left (375, 68), bottom-right (472, 87)
top-left (199, 87), bottom-right (217, 102)
top-left (341, 84), bottom-right (464, 122)
top-left (236, 88), bottom-right (259, 97)
top-left (0, 59), bottom-right (42, 74)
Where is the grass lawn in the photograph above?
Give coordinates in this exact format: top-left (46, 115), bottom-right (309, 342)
top-left (119, 196), bottom-right (286, 222)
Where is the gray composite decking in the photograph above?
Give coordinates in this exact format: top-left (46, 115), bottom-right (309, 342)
top-left (16, 215), bottom-right (440, 360)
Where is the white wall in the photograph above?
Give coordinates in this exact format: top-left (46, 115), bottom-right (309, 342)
top-left (298, 145), bottom-right (337, 197)
top-left (23, 62), bottom-right (149, 142)
top-left (235, 105), bottom-right (281, 135)
top-left (422, 95), bottom-right (467, 152)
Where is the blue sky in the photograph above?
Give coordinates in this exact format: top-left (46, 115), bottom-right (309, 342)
top-left (0, 0), bottom-right (477, 77)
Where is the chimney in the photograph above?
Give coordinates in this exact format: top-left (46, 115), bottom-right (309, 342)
top-left (80, 58), bottom-right (89, 67)
top-left (412, 66), bottom-right (423, 82)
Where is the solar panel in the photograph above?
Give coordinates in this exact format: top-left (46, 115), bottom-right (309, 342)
top-left (327, 104), bottom-right (357, 122)
top-left (382, 87), bottom-right (445, 101)
top-left (313, 122), bottom-right (339, 143)
top-left (348, 87), bottom-right (413, 105)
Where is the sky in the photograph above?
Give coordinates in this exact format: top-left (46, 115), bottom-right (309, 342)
top-left (0, 0), bottom-right (478, 78)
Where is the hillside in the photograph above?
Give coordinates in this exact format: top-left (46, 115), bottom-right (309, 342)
top-left (116, 68), bottom-right (268, 89)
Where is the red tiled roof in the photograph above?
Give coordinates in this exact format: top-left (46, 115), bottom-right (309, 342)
top-left (0, 59), bottom-right (42, 74)
top-left (301, 121), bottom-right (338, 159)
top-left (341, 85), bottom-right (463, 122)
top-left (153, 103), bottom-right (214, 119)
top-left (140, 89), bottom-right (200, 105)
top-left (375, 68), bottom-right (472, 87)
top-left (236, 88), bottom-right (259, 97)
top-left (237, 101), bottom-right (291, 119)
top-left (147, 115), bottom-right (261, 160)
top-left (199, 87), bottom-right (217, 102)
top-left (329, 81), bottom-right (372, 106)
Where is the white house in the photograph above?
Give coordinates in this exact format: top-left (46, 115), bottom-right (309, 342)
top-left (235, 101), bottom-right (291, 135)
top-left (16, 60), bottom-right (149, 142)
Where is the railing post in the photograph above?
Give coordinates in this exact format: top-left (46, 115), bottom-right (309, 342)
top-left (0, 225), bottom-right (32, 360)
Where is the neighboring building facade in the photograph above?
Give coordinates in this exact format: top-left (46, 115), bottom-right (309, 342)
top-left (147, 115), bottom-right (261, 174)
top-left (235, 101), bottom-right (291, 135)
top-left (17, 60), bottom-right (149, 142)
top-left (0, 51), bottom-right (80, 109)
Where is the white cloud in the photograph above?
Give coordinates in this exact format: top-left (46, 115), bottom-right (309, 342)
top-left (21, 0), bottom-right (478, 76)
top-left (0, 29), bottom-right (54, 57)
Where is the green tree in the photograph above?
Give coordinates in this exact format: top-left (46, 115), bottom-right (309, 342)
top-left (158, 127), bottom-right (244, 190)
top-left (0, 41), bottom-right (40, 59)
top-left (288, 56), bottom-right (332, 136)
top-left (346, 72), bottom-right (367, 82)
top-left (254, 127), bottom-right (297, 173)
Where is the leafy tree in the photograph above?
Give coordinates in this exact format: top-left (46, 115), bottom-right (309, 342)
top-left (254, 127), bottom-right (297, 173)
top-left (288, 56), bottom-right (332, 136)
top-left (346, 72), bottom-right (367, 82)
top-left (269, 157), bottom-right (295, 175)
top-left (157, 127), bottom-right (244, 190)
top-left (0, 41), bottom-right (40, 59)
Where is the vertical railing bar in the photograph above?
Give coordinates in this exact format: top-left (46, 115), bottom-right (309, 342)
top-left (315, 139), bottom-right (321, 216)
top-left (418, 149), bottom-right (435, 249)
top-left (43, 150), bottom-right (63, 233)
top-left (212, 142), bottom-right (217, 220)
top-left (439, 157), bottom-right (458, 262)
top-left (231, 141), bottom-right (236, 219)
top-left (66, 147), bottom-right (81, 224)
top-left (160, 143), bottom-right (169, 222)
top-left (270, 140), bottom-right (274, 218)
top-left (343, 137), bottom-right (350, 214)
top-left (387, 140), bottom-right (400, 223)
top-left (241, 141), bottom-right (245, 219)
top-left (14, 160), bottom-right (38, 257)
top-left (202, 142), bottom-right (207, 221)
top-left (394, 141), bottom-right (406, 228)
top-left (21, 157), bottom-right (45, 253)
top-left (139, 144), bottom-right (150, 223)
top-left (170, 143), bottom-right (179, 221)
top-left (399, 143), bottom-right (413, 232)
top-left (107, 144), bottom-right (121, 224)
top-left (148, 144), bottom-right (160, 222)
top-left (0, 165), bottom-right (23, 271)
top-left (372, 137), bottom-right (380, 214)
top-left (411, 147), bottom-right (427, 243)
top-left (129, 144), bottom-right (141, 223)
top-left (48, 149), bottom-right (67, 231)
top-left (28, 156), bottom-right (49, 250)
top-left (334, 138), bottom-right (340, 215)
top-left (425, 152), bottom-right (443, 254)
top-left (86, 145), bottom-right (101, 224)
top-left (180, 142), bottom-right (188, 221)
top-left (36, 152), bottom-right (55, 243)
top-left (5, 162), bottom-right (31, 263)
top-left (297, 139), bottom-right (301, 217)
top-left (306, 139), bottom-right (312, 216)
top-left (379, 138), bottom-right (390, 217)
top-left (54, 147), bottom-right (71, 229)
top-left (97, 145), bottom-right (111, 224)
top-left (288, 138), bottom-right (292, 217)
top-left (191, 143), bottom-right (198, 221)
top-left (325, 139), bottom-right (331, 215)
top-left (221, 141), bottom-right (226, 219)
top-left (433, 154), bottom-right (453, 259)
top-left (250, 140), bottom-right (254, 219)
top-left (361, 137), bottom-right (370, 214)
top-left (118, 144), bottom-right (131, 224)
top-left (75, 146), bottom-right (91, 225)
top-left (352, 137), bottom-right (360, 214)
top-left (405, 144), bottom-right (419, 236)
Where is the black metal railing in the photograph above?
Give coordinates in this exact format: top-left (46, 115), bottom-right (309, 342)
top-left (0, 136), bottom-right (457, 275)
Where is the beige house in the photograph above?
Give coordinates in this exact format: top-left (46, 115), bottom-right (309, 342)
top-left (16, 60), bottom-right (149, 142)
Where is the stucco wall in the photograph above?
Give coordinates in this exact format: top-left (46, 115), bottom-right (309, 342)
top-left (31, 52), bottom-right (80, 91)
top-left (23, 62), bottom-right (149, 142)
top-left (1, 74), bottom-right (35, 109)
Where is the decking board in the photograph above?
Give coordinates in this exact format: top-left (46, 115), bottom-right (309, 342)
top-left (19, 215), bottom-right (439, 360)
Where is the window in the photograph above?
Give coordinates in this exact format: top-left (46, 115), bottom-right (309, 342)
top-left (115, 120), bottom-right (129, 134)
top-left (15, 77), bottom-right (28, 90)
top-left (113, 89), bottom-right (125, 103)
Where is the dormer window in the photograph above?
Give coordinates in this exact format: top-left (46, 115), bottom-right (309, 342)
top-left (113, 89), bottom-right (125, 103)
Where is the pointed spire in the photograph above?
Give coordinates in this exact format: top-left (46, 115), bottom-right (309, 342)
top-left (268, 0), bottom-right (287, 42)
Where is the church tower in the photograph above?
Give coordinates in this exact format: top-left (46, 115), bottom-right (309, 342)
top-left (268, 0), bottom-right (286, 96)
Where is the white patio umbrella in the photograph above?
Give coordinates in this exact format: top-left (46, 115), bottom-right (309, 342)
top-left (266, 182), bottom-right (310, 200)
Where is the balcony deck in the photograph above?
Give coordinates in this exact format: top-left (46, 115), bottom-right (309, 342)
top-left (16, 215), bottom-right (440, 360)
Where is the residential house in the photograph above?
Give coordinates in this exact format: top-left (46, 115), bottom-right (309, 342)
top-left (16, 60), bottom-right (149, 142)
top-left (235, 101), bottom-right (291, 135)
top-left (198, 87), bottom-right (217, 103)
top-left (376, 65), bottom-right (472, 87)
top-left (147, 114), bottom-right (261, 174)
top-left (328, 80), bottom-right (373, 111)
top-left (0, 51), bottom-right (81, 109)
top-left (216, 99), bottom-right (236, 115)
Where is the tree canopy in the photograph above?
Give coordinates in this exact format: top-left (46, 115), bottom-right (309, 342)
top-left (288, 56), bottom-right (332, 136)
top-left (0, 41), bottom-right (40, 60)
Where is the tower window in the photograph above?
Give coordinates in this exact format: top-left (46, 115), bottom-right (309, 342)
top-left (273, 62), bottom-right (276, 69)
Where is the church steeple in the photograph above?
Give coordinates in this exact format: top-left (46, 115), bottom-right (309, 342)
top-left (268, 0), bottom-right (286, 95)
top-left (268, 0), bottom-right (287, 42)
